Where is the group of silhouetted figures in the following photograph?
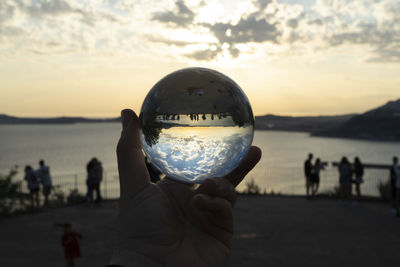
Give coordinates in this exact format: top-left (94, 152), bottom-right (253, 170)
top-left (304, 153), bottom-right (400, 216)
top-left (160, 112), bottom-right (230, 121)
top-left (23, 158), bottom-right (103, 208)
top-left (303, 154), bottom-right (325, 198)
top-left (24, 160), bottom-right (52, 207)
top-left (162, 114), bottom-right (180, 120)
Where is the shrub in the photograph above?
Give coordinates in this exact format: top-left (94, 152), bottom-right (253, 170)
top-left (321, 185), bottom-right (341, 198)
top-left (377, 179), bottom-right (391, 201)
top-left (243, 178), bottom-right (262, 195)
top-left (67, 189), bottom-right (86, 205)
top-left (0, 167), bottom-right (28, 214)
top-left (49, 185), bottom-right (65, 206)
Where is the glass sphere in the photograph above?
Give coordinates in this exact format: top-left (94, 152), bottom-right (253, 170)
top-left (139, 67), bottom-right (254, 184)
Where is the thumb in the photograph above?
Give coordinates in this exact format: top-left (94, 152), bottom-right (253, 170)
top-left (117, 109), bottom-right (150, 200)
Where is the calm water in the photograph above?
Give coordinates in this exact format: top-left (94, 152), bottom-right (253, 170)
top-left (1, 123), bottom-right (399, 196)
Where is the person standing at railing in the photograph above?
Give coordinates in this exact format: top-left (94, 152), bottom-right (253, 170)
top-left (86, 158), bottom-right (103, 204)
top-left (390, 156), bottom-right (399, 214)
top-left (395, 163), bottom-right (400, 217)
top-left (390, 156), bottom-right (400, 216)
top-left (311, 158), bottom-right (324, 197)
top-left (304, 153), bottom-right (313, 198)
top-left (36, 159), bottom-right (52, 207)
top-left (24, 165), bottom-right (40, 208)
top-left (338, 157), bottom-right (352, 201)
top-left (353, 157), bottom-right (364, 204)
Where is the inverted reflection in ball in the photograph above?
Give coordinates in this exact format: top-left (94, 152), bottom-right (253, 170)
top-left (139, 67), bottom-right (254, 184)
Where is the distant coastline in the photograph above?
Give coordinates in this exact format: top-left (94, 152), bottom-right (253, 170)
top-left (0, 114), bottom-right (120, 124)
top-left (1, 98), bottom-right (399, 141)
top-left (0, 113), bottom-right (355, 127)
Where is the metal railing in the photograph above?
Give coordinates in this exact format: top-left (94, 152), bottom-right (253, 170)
top-left (17, 170), bottom-right (121, 202)
top-left (240, 166), bottom-right (391, 197)
top-left (17, 167), bottom-right (391, 202)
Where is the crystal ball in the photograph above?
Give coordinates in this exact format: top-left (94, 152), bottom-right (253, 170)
top-left (139, 67), bottom-right (254, 184)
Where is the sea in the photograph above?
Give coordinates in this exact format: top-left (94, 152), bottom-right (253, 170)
top-left (1, 123), bottom-right (399, 197)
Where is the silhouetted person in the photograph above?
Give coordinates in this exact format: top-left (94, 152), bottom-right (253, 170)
top-left (390, 156), bottom-right (399, 214)
top-left (304, 153), bottom-right (313, 198)
top-left (353, 157), bottom-right (364, 202)
top-left (311, 158), bottom-right (324, 197)
top-left (61, 223), bottom-right (82, 267)
top-left (37, 159), bottom-right (52, 206)
top-left (86, 158), bottom-right (103, 203)
top-left (338, 157), bottom-right (352, 201)
top-left (24, 165), bottom-right (40, 208)
top-left (395, 163), bottom-right (400, 217)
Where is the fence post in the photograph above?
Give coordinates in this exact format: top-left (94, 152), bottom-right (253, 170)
top-left (74, 174), bottom-right (78, 191)
top-left (104, 171), bottom-right (108, 199)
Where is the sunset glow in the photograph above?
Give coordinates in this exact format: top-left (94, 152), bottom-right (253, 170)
top-left (1, 0), bottom-right (399, 117)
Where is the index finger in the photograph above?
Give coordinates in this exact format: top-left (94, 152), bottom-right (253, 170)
top-left (116, 109), bottom-right (150, 199)
top-left (224, 146), bottom-right (262, 187)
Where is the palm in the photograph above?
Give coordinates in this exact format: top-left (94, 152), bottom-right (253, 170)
top-left (118, 180), bottom-right (231, 266)
top-left (112, 109), bottom-right (261, 266)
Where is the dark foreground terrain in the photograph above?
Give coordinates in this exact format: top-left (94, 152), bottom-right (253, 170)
top-left (0, 196), bottom-right (399, 267)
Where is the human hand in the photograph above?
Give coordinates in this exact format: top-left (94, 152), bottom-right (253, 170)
top-left (110, 109), bottom-right (261, 267)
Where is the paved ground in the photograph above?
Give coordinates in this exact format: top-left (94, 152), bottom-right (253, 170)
top-left (0, 196), bottom-right (399, 267)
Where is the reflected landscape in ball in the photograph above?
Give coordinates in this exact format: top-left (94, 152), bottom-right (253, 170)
top-left (139, 67), bottom-right (254, 184)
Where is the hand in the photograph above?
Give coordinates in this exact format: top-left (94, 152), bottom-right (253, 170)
top-left (111, 109), bottom-right (261, 267)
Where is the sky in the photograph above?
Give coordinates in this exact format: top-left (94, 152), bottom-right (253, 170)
top-left (0, 0), bottom-right (399, 117)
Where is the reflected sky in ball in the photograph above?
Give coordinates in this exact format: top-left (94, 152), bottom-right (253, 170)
top-left (141, 124), bottom-right (253, 183)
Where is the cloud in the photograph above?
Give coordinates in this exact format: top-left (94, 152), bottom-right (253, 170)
top-left (1, 0), bottom-right (399, 63)
top-left (0, 0), bottom-right (123, 55)
top-left (151, 0), bottom-right (195, 26)
top-left (204, 16), bottom-right (280, 45)
top-left (307, 19), bottom-right (323, 26)
top-left (145, 34), bottom-right (196, 47)
top-left (0, 1), bottom-right (16, 25)
top-left (146, 0), bottom-right (400, 63)
top-left (143, 127), bottom-right (252, 182)
top-left (286, 18), bottom-right (298, 29)
top-left (185, 47), bottom-right (221, 61)
top-left (367, 46), bottom-right (400, 63)
top-left (255, 0), bottom-right (273, 11)
top-left (7, 0), bottom-right (119, 26)
top-left (150, 0), bottom-right (280, 60)
top-left (317, 0), bottom-right (400, 62)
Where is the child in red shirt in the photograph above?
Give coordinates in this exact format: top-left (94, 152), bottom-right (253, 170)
top-left (61, 223), bottom-right (82, 267)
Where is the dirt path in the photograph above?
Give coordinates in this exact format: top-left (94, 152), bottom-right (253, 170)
top-left (0, 196), bottom-right (399, 267)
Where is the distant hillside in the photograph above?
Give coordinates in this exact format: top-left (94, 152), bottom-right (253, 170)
top-left (2, 99), bottom-right (400, 141)
top-left (312, 99), bottom-right (400, 141)
top-left (255, 114), bottom-right (356, 133)
top-left (0, 114), bottom-right (120, 124)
